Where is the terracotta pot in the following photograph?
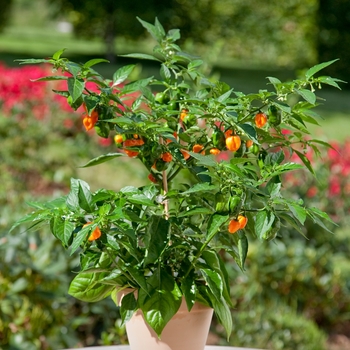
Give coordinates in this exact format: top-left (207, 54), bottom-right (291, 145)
top-left (118, 289), bottom-right (213, 350)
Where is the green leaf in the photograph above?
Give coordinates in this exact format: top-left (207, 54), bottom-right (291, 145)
top-left (78, 182), bottom-right (94, 213)
top-left (181, 183), bottom-right (218, 195)
top-left (80, 153), bottom-right (124, 168)
top-left (138, 269), bottom-right (182, 336)
top-left (120, 292), bottom-right (137, 324)
top-left (160, 64), bottom-right (171, 81)
top-left (66, 62), bottom-right (82, 77)
top-left (120, 53), bottom-right (161, 62)
top-left (67, 77), bottom-right (85, 103)
top-left (208, 294), bottom-right (232, 339)
top-left (188, 152), bottom-right (218, 167)
top-left (16, 58), bottom-right (51, 65)
top-left (287, 201), bottom-right (307, 225)
top-left (52, 48), bottom-right (66, 60)
top-left (295, 89), bottom-right (316, 105)
top-left (237, 232), bottom-right (248, 270)
top-left (52, 216), bottom-right (74, 246)
top-left (113, 64), bottom-right (135, 86)
top-left (278, 212), bottom-right (307, 237)
top-left (83, 58), bottom-right (109, 68)
top-left (254, 211), bottom-right (275, 239)
top-left (143, 216), bottom-right (169, 265)
top-left (121, 77), bottom-right (153, 94)
top-left (267, 76), bottom-right (282, 85)
top-left (207, 214), bottom-right (229, 240)
top-left (125, 266), bottom-right (149, 293)
top-left (32, 76), bottom-right (68, 82)
top-left (70, 225), bottom-right (91, 255)
top-left (66, 179), bottom-right (80, 211)
top-left (317, 76), bottom-right (345, 89)
top-left (137, 17), bottom-right (164, 42)
top-left (69, 272), bottom-right (114, 302)
top-left (181, 278), bottom-right (197, 311)
top-left (178, 207), bottom-right (214, 217)
top-left (305, 59), bottom-right (339, 80)
top-left (200, 268), bottom-right (223, 301)
top-left (128, 194), bottom-right (156, 206)
top-left (293, 149), bottom-right (315, 176)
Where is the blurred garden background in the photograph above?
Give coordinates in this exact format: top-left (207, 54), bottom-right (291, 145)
top-left (1, 0), bottom-right (350, 349)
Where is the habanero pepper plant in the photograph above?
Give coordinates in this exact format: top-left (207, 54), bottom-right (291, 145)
top-left (11, 18), bottom-right (343, 338)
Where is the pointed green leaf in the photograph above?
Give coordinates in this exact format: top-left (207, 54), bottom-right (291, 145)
top-left (293, 149), bottom-right (315, 176)
top-left (138, 269), bottom-right (182, 336)
top-left (119, 53), bottom-right (161, 62)
top-left (113, 64), bottom-right (135, 86)
top-left (70, 225), bottom-right (91, 255)
top-left (144, 216), bottom-right (169, 265)
top-left (207, 214), bottom-right (229, 240)
top-left (296, 89), bottom-right (316, 105)
top-left (52, 48), bottom-right (66, 60)
top-left (80, 153), bottom-right (124, 168)
top-left (120, 292), bottom-right (137, 324)
top-left (83, 58), bottom-right (109, 68)
top-left (69, 272), bottom-right (114, 302)
top-left (254, 211), bottom-right (275, 239)
top-left (181, 183), bottom-right (218, 195)
top-left (200, 268), bottom-right (223, 300)
top-left (178, 207), bottom-right (214, 217)
top-left (305, 59), bottom-right (339, 80)
top-left (67, 77), bottom-right (85, 102)
top-left (237, 232), bottom-right (248, 270)
top-left (78, 182), bottom-right (94, 213)
top-left (287, 201), bottom-right (307, 225)
top-left (52, 217), bottom-right (74, 246)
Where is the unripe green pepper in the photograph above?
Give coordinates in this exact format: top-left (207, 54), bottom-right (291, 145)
top-left (95, 121), bottom-right (110, 138)
top-left (212, 130), bottom-right (226, 149)
top-left (251, 144), bottom-right (260, 155)
top-left (229, 195), bottom-right (241, 213)
top-left (215, 193), bottom-right (229, 214)
top-left (268, 105), bottom-right (281, 126)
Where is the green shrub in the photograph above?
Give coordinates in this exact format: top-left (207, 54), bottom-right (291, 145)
top-left (227, 304), bottom-right (327, 350)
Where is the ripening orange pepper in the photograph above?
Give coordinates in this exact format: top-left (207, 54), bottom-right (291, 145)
top-left (224, 129), bottom-right (233, 138)
top-left (114, 134), bottom-right (123, 144)
top-left (83, 222), bottom-right (102, 241)
top-left (180, 109), bottom-right (189, 121)
top-left (210, 148), bottom-right (221, 155)
top-left (161, 152), bottom-right (173, 162)
top-left (123, 138), bottom-right (145, 157)
top-left (255, 112), bottom-right (267, 128)
top-left (193, 144), bottom-right (204, 153)
top-left (82, 107), bottom-right (99, 131)
top-left (237, 215), bottom-right (248, 229)
top-left (181, 150), bottom-right (190, 160)
top-left (148, 173), bottom-right (157, 183)
top-left (228, 219), bottom-right (240, 234)
top-left (226, 135), bottom-right (241, 152)
top-left (246, 140), bottom-right (253, 148)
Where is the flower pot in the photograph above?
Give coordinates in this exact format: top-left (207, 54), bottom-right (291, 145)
top-left (118, 290), bottom-right (213, 350)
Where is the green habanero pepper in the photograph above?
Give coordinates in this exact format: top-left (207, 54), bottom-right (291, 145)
top-left (215, 192), bottom-right (229, 214)
top-left (268, 105), bottom-right (282, 126)
top-left (212, 130), bottom-right (226, 149)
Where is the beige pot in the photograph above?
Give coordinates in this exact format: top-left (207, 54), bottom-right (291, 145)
top-left (118, 289), bottom-right (213, 350)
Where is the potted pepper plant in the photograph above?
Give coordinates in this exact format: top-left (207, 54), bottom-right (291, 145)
top-left (12, 18), bottom-right (342, 349)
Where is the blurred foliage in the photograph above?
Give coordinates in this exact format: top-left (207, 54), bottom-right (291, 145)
top-left (317, 0), bottom-right (350, 84)
top-left (0, 0), bottom-right (13, 32)
top-left (226, 304), bottom-right (327, 350)
top-left (44, 0), bottom-right (318, 68)
top-left (0, 63), bottom-right (123, 349)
